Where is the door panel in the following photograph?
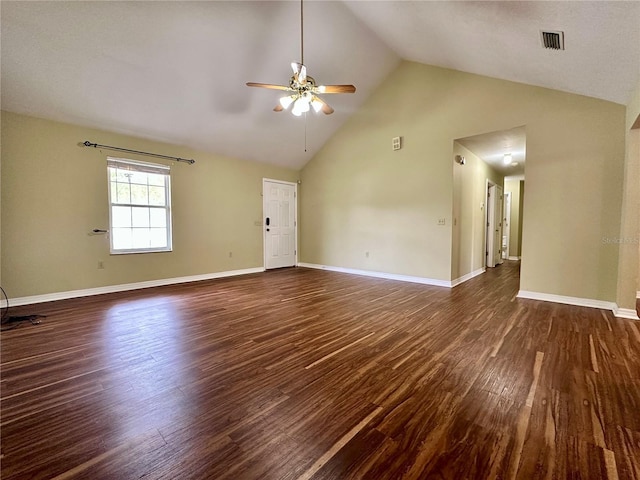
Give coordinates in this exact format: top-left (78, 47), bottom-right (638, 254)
top-left (264, 180), bottom-right (297, 269)
top-left (502, 192), bottom-right (511, 259)
top-left (486, 184), bottom-right (503, 268)
top-left (494, 186), bottom-right (504, 265)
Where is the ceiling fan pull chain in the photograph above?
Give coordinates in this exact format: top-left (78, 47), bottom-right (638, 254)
top-left (304, 112), bottom-right (307, 152)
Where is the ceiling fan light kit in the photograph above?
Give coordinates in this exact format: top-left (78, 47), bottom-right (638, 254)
top-left (246, 0), bottom-right (355, 116)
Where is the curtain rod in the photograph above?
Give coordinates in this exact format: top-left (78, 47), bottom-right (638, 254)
top-left (82, 141), bottom-right (195, 165)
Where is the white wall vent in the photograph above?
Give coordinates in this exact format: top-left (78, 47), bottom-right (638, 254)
top-left (540, 30), bottom-right (565, 50)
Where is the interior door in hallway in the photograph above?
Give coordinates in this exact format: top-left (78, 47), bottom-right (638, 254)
top-left (486, 183), bottom-right (504, 268)
top-left (502, 191), bottom-right (511, 260)
top-left (494, 185), bottom-right (504, 265)
top-left (263, 179), bottom-right (297, 269)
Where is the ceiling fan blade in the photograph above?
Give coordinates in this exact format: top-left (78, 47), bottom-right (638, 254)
top-left (274, 104), bottom-right (284, 112)
top-left (246, 82), bottom-right (291, 91)
top-left (312, 96), bottom-right (334, 115)
top-left (317, 84), bottom-right (356, 94)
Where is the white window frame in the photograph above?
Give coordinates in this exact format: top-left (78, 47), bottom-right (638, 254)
top-left (107, 157), bottom-right (173, 254)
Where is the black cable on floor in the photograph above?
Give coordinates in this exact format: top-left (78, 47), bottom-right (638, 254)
top-left (0, 286), bottom-right (46, 331)
top-left (1, 285), bottom-right (8, 323)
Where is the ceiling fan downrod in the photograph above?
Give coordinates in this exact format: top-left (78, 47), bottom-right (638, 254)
top-left (300, 0), bottom-right (304, 65)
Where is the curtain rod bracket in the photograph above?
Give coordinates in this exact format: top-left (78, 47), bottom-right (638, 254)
top-left (82, 140), bottom-right (196, 165)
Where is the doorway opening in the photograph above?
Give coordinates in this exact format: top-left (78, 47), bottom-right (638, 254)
top-left (451, 126), bottom-right (526, 284)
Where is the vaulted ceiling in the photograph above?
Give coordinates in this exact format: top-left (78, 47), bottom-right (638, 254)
top-left (2, 1), bottom-right (639, 170)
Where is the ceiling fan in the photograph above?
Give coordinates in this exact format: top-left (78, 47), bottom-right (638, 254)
top-left (246, 0), bottom-right (356, 116)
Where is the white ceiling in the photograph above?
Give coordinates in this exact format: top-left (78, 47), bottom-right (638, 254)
top-left (344, 1), bottom-right (640, 106)
top-left (457, 126), bottom-right (526, 176)
top-left (2, 1), bottom-right (639, 170)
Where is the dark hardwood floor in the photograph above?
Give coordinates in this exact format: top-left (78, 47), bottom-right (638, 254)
top-left (1, 262), bottom-right (639, 479)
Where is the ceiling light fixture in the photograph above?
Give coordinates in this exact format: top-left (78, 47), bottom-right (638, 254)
top-left (279, 95), bottom-right (295, 109)
top-left (503, 153), bottom-right (512, 165)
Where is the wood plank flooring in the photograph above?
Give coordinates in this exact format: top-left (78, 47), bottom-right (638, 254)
top-left (1, 262), bottom-right (639, 479)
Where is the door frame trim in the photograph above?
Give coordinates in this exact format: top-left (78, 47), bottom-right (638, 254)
top-left (503, 191), bottom-right (511, 260)
top-left (485, 181), bottom-right (505, 267)
top-left (262, 178), bottom-right (298, 270)
top-left (485, 179), bottom-right (497, 268)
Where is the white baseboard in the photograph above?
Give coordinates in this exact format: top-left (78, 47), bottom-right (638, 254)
top-left (297, 263), bottom-right (451, 288)
top-left (517, 290), bottom-right (616, 310)
top-left (2, 267), bottom-right (265, 307)
top-left (613, 306), bottom-right (640, 320)
top-left (508, 256), bottom-right (521, 261)
top-left (297, 263), bottom-right (485, 288)
top-left (518, 290), bottom-right (639, 320)
top-left (8, 267), bottom-right (634, 320)
top-left (451, 268), bottom-right (486, 287)
top-left (637, 290), bottom-right (640, 299)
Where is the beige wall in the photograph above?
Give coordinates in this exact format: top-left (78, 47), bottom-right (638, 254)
top-left (451, 143), bottom-right (503, 280)
top-left (1, 111), bottom-right (298, 298)
top-left (616, 125), bottom-right (639, 309)
top-left (301, 61), bottom-right (626, 301)
top-left (504, 179), bottom-right (524, 258)
top-left (625, 79), bottom-right (640, 298)
top-left (619, 127), bottom-right (639, 302)
top-left (627, 80), bottom-right (640, 131)
top-left (0, 141), bottom-right (2, 290)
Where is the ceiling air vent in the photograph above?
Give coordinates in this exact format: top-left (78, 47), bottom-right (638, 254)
top-left (541, 30), bottom-right (565, 50)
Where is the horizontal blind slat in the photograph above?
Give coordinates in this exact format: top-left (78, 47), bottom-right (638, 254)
top-left (107, 157), bottom-right (170, 175)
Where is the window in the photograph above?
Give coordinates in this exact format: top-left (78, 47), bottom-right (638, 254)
top-left (107, 157), bottom-right (172, 254)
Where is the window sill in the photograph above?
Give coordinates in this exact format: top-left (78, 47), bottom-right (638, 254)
top-left (110, 248), bottom-right (173, 255)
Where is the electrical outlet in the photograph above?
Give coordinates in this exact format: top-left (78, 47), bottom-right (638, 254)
top-left (438, 218), bottom-right (446, 225)
top-left (97, 260), bottom-right (104, 269)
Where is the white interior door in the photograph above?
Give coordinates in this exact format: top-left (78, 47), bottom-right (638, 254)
top-left (494, 185), bottom-right (504, 265)
top-left (502, 192), bottom-right (511, 259)
top-left (263, 179), bottom-right (297, 269)
top-left (486, 184), bottom-right (496, 268)
top-left (486, 183), bottom-right (503, 268)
